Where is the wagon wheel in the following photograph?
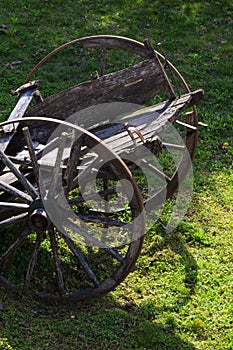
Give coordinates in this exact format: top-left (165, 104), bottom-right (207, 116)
top-left (0, 117), bottom-right (145, 301)
top-left (24, 35), bottom-right (199, 212)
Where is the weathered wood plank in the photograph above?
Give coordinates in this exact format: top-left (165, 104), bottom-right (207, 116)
top-left (91, 89), bottom-right (203, 154)
top-left (3, 82), bottom-right (39, 134)
top-left (26, 59), bottom-right (171, 120)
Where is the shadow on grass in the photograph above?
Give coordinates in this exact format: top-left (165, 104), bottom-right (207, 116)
top-left (0, 215), bottom-right (199, 350)
top-left (167, 229), bottom-right (198, 295)
top-left (0, 288), bottom-right (197, 350)
top-left (143, 222), bottom-right (198, 298)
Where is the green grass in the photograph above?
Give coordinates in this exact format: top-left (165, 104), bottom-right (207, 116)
top-left (0, 0), bottom-right (233, 349)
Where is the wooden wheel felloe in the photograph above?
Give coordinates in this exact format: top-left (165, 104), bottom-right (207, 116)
top-left (0, 117), bottom-right (145, 301)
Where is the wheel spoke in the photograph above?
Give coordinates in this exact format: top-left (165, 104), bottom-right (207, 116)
top-left (100, 48), bottom-right (106, 76)
top-left (24, 232), bottom-right (44, 290)
top-left (175, 120), bottom-right (197, 131)
top-left (0, 149), bottom-right (38, 199)
top-left (7, 156), bottom-right (30, 165)
top-left (0, 275), bottom-right (18, 289)
top-left (0, 227), bottom-right (29, 264)
top-left (0, 180), bottom-right (32, 203)
top-left (72, 154), bottom-right (98, 189)
top-left (101, 178), bottom-right (110, 242)
top-left (162, 142), bottom-right (186, 150)
top-left (49, 228), bottom-right (65, 295)
top-left (141, 159), bottom-right (171, 183)
top-left (140, 159), bottom-right (171, 182)
top-left (0, 212), bottom-right (28, 227)
top-left (0, 202), bottom-right (29, 210)
top-left (36, 136), bottom-right (60, 161)
top-left (58, 230), bottom-right (100, 287)
top-left (103, 178), bottom-right (110, 212)
top-left (68, 186), bottom-right (122, 205)
top-left (47, 133), bottom-right (67, 198)
top-left (74, 212), bottom-right (129, 227)
top-left (63, 135), bottom-right (83, 194)
top-left (22, 127), bottom-right (40, 187)
top-left (64, 218), bottom-right (124, 262)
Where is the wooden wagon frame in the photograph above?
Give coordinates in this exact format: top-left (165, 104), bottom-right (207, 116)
top-left (0, 35), bottom-right (203, 301)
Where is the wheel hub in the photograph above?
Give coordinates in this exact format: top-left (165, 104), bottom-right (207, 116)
top-left (29, 198), bottom-right (49, 231)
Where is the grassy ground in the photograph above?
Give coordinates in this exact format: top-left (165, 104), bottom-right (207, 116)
top-left (0, 0), bottom-right (233, 349)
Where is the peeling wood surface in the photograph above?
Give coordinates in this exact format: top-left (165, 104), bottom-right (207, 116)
top-left (26, 59), bottom-right (171, 120)
top-left (91, 89), bottom-right (203, 155)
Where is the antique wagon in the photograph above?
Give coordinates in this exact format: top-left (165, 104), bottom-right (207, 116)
top-left (0, 35), bottom-right (203, 301)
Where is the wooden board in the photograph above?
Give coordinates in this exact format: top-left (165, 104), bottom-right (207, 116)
top-left (91, 89), bottom-right (203, 154)
top-left (26, 59), bottom-right (173, 121)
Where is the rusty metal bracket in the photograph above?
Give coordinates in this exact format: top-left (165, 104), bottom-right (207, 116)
top-left (124, 122), bottom-right (145, 146)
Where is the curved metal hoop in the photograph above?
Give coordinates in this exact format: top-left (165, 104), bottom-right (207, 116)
top-left (25, 35), bottom-right (198, 160)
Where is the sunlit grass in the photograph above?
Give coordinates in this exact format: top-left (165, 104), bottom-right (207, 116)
top-left (0, 0), bottom-right (232, 349)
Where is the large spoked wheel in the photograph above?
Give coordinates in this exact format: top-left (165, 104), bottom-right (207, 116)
top-left (24, 35), bottom-right (199, 211)
top-left (0, 117), bottom-right (145, 301)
